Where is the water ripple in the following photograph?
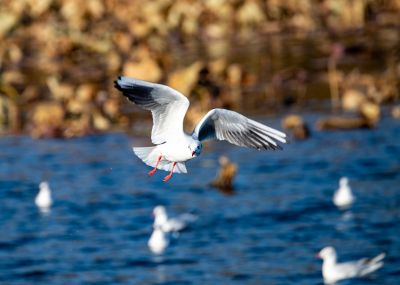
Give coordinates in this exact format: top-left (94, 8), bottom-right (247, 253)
top-left (0, 116), bottom-right (399, 284)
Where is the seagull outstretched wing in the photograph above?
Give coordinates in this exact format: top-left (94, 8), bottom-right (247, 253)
top-left (192, 109), bottom-right (286, 150)
top-left (114, 76), bottom-right (190, 144)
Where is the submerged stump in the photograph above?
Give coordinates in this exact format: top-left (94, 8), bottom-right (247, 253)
top-left (282, 114), bottom-right (310, 140)
top-left (210, 156), bottom-right (238, 194)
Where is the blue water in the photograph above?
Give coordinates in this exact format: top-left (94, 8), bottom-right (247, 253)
top-left (0, 114), bottom-right (399, 285)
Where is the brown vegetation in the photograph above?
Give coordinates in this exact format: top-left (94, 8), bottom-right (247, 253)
top-left (282, 114), bottom-right (310, 140)
top-left (0, 0), bottom-right (399, 138)
top-left (210, 155), bottom-right (238, 194)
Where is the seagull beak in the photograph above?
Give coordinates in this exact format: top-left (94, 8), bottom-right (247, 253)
top-left (315, 253), bottom-right (321, 259)
top-left (192, 151), bottom-right (195, 157)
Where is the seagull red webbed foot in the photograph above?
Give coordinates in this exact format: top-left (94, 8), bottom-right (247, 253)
top-left (163, 162), bottom-right (177, 182)
top-left (148, 156), bottom-right (162, 177)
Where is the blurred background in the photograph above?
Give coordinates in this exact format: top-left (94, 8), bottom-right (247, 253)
top-left (0, 0), bottom-right (400, 284)
top-left (0, 0), bottom-right (399, 137)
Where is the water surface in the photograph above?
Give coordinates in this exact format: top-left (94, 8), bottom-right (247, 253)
top-left (0, 114), bottom-right (399, 284)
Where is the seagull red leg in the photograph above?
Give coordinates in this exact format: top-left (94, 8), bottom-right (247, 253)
top-left (148, 156), bottom-right (162, 177)
top-left (163, 162), bottom-right (177, 182)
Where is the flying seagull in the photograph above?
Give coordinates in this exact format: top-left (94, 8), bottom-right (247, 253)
top-left (114, 76), bottom-right (287, 181)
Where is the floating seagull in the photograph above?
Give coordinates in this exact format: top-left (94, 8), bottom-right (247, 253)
top-left (114, 76), bottom-right (286, 181)
top-left (153, 205), bottom-right (196, 233)
top-left (148, 226), bottom-right (169, 255)
top-left (35, 181), bottom-right (52, 211)
top-left (333, 177), bottom-right (355, 208)
top-left (317, 246), bottom-right (385, 284)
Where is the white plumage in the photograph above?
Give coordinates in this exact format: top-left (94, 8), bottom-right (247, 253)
top-left (133, 146), bottom-right (187, 174)
top-left (35, 181), bottom-right (52, 211)
top-left (333, 177), bottom-right (355, 208)
top-left (148, 226), bottom-right (169, 255)
top-left (153, 205), bottom-right (196, 233)
top-left (317, 246), bottom-right (385, 284)
top-left (114, 76), bottom-right (286, 181)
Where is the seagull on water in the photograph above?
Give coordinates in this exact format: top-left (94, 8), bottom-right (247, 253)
top-left (153, 205), bottom-right (196, 233)
top-left (114, 76), bottom-right (287, 181)
top-left (35, 181), bottom-right (52, 211)
top-left (317, 246), bottom-right (385, 284)
top-left (148, 225), bottom-right (169, 255)
top-left (333, 177), bottom-right (355, 208)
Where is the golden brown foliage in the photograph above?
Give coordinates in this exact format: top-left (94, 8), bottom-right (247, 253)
top-left (0, 0), bottom-right (399, 137)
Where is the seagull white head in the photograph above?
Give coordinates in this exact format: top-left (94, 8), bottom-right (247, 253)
top-left (189, 140), bottom-right (202, 157)
top-left (39, 181), bottom-right (50, 192)
top-left (339, 177), bottom-right (349, 186)
top-left (153, 205), bottom-right (167, 217)
top-left (317, 246), bottom-right (337, 262)
top-left (153, 206), bottom-right (168, 225)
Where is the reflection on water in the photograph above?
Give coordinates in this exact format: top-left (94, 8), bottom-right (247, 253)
top-left (0, 114), bottom-right (399, 284)
top-left (335, 211), bottom-right (354, 232)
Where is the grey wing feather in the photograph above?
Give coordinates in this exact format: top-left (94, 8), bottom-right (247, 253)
top-left (114, 76), bottom-right (190, 144)
top-left (192, 109), bottom-right (286, 150)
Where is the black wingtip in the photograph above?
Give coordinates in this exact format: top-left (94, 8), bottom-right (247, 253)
top-left (114, 76), bottom-right (123, 91)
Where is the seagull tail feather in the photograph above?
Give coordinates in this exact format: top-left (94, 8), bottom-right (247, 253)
top-left (133, 146), bottom-right (159, 168)
top-left (360, 261), bottom-right (384, 276)
top-left (360, 253), bottom-right (385, 276)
